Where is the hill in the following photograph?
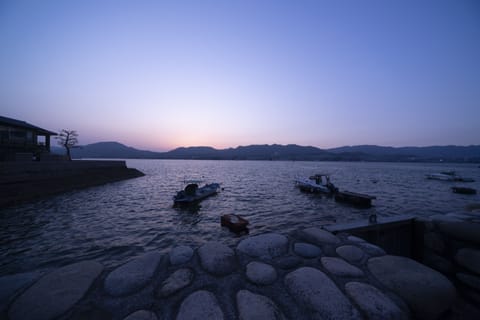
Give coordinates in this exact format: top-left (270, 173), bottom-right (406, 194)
top-left (52, 141), bottom-right (480, 162)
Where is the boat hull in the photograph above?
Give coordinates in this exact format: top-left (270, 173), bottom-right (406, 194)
top-left (334, 190), bottom-right (376, 208)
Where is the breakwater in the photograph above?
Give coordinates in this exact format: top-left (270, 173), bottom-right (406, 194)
top-left (0, 160), bottom-right (144, 208)
top-left (1, 212), bottom-right (479, 320)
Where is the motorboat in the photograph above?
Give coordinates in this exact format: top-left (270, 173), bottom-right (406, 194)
top-left (426, 171), bottom-right (475, 182)
top-left (173, 182), bottom-right (220, 205)
top-left (295, 174), bottom-right (338, 194)
top-left (221, 214), bottom-right (249, 233)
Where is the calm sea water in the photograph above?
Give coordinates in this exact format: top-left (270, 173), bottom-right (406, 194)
top-left (1, 160), bottom-right (479, 276)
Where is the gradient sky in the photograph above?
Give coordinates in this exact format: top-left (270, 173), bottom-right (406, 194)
top-left (1, 0), bottom-right (479, 151)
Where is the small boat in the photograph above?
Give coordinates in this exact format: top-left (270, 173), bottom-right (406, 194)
top-left (173, 182), bottom-right (220, 205)
top-left (334, 190), bottom-right (376, 208)
top-left (295, 174), bottom-right (338, 194)
top-left (426, 171), bottom-right (475, 182)
top-left (452, 187), bottom-right (477, 195)
top-left (221, 214), bottom-right (249, 232)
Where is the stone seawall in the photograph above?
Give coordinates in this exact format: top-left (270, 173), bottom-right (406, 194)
top-left (0, 160), bottom-right (144, 208)
top-left (3, 221), bottom-right (479, 320)
top-left (419, 212), bottom-right (480, 308)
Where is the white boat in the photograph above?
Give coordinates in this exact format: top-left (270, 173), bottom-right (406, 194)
top-left (426, 171), bottom-right (475, 182)
top-left (295, 174), bottom-right (338, 194)
top-left (173, 182), bottom-right (220, 205)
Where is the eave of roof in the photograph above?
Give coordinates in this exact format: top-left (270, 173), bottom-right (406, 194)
top-left (0, 116), bottom-right (57, 135)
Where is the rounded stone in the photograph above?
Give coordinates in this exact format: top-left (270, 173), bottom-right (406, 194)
top-left (246, 262), bottom-right (277, 285)
top-left (284, 267), bottom-right (361, 319)
top-left (336, 245), bottom-right (365, 262)
top-left (157, 268), bottom-right (194, 298)
top-left (0, 271), bottom-right (42, 309)
top-left (9, 261), bottom-right (103, 320)
top-left (293, 242), bottom-right (321, 258)
top-left (169, 246), bottom-right (194, 265)
top-left (104, 251), bottom-right (162, 296)
top-left (198, 242), bottom-right (236, 276)
top-left (434, 218), bottom-right (480, 245)
top-left (236, 290), bottom-right (286, 320)
top-left (176, 290), bottom-right (224, 320)
top-left (455, 248), bottom-right (480, 275)
top-left (368, 255), bottom-right (456, 320)
top-left (321, 257), bottom-right (364, 277)
top-left (301, 227), bottom-right (340, 245)
top-left (274, 256), bottom-right (302, 269)
top-left (347, 235), bottom-right (366, 243)
top-left (345, 282), bottom-right (408, 320)
top-left (237, 233), bottom-right (289, 259)
top-left (123, 310), bottom-right (158, 320)
top-left (354, 242), bottom-right (386, 257)
top-left (456, 272), bottom-right (480, 291)
top-left (424, 232), bottom-right (445, 254)
top-left (423, 251), bottom-right (453, 274)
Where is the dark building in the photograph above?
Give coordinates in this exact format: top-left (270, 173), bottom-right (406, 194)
top-left (0, 116), bottom-right (57, 161)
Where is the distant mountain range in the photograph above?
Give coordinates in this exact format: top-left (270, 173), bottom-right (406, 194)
top-left (51, 142), bottom-right (480, 162)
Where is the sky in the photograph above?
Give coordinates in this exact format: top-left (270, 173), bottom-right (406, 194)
top-left (1, 0), bottom-right (479, 151)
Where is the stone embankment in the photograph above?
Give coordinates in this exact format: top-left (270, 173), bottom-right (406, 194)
top-left (4, 219), bottom-right (477, 320)
top-left (0, 160), bottom-right (144, 208)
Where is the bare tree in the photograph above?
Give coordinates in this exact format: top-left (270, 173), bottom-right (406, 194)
top-left (56, 129), bottom-right (79, 160)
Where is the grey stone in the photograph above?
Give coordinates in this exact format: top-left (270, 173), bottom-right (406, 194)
top-left (345, 282), bottom-right (408, 320)
top-left (457, 272), bottom-right (480, 291)
top-left (157, 268), bottom-right (194, 297)
top-left (336, 245), bottom-right (365, 262)
top-left (293, 242), bottom-right (321, 258)
top-left (434, 218), bottom-right (480, 244)
top-left (274, 256), bottom-right (301, 269)
top-left (284, 267), bottom-right (360, 319)
top-left (104, 251), bottom-right (162, 296)
top-left (321, 257), bottom-right (364, 277)
top-left (0, 271), bottom-right (41, 309)
top-left (368, 255), bottom-right (456, 320)
top-left (124, 310), bottom-right (158, 320)
top-left (455, 248), bottom-right (480, 275)
top-left (424, 232), bottom-right (445, 253)
top-left (170, 246), bottom-right (194, 265)
top-left (237, 233), bottom-right (288, 259)
top-left (355, 242), bottom-right (386, 257)
top-left (9, 261), bottom-right (103, 320)
top-left (423, 251), bottom-right (453, 274)
top-left (237, 290), bottom-right (286, 320)
top-left (246, 262), bottom-right (277, 285)
top-left (176, 290), bottom-right (224, 320)
top-left (198, 242), bottom-right (236, 276)
top-left (301, 227), bottom-right (340, 245)
top-left (347, 235), bottom-right (366, 243)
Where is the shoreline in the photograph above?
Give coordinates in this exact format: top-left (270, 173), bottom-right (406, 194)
top-left (1, 212), bottom-right (479, 319)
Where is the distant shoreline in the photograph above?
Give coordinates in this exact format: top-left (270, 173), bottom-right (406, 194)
top-left (53, 142), bottom-right (480, 163)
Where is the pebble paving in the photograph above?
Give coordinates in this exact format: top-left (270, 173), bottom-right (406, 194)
top-left (1, 227), bottom-right (459, 320)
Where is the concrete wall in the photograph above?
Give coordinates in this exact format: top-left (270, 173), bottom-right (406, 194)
top-left (0, 160), bottom-right (144, 208)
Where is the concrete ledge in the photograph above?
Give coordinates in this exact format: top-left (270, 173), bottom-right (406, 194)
top-left (0, 160), bottom-right (144, 208)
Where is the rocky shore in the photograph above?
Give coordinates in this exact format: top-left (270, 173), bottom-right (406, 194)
top-left (3, 214), bottom-right (480, 320)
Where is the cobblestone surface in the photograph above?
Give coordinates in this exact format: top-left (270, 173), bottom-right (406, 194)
top-left (2, 225), bottom-right (465, 320)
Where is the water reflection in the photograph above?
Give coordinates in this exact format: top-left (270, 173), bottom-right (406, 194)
top-left (0, 160), bottom-right (478, 276)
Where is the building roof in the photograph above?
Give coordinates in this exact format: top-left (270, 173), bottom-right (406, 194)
top-left (0, 116), bottom-right (57, 135)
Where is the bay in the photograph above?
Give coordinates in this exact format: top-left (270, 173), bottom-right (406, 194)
top-left (0, 160), bottom-right (479, 276)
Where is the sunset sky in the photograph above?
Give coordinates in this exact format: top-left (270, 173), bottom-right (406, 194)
top-left (1, 0), bottom-right (479, 151)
